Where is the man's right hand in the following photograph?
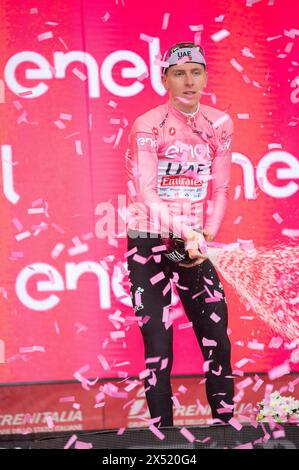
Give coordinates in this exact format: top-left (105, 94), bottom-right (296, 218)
top-left (178, 230), bottom-right (208, 268)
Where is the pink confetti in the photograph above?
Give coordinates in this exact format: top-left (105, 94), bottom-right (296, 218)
top-left (149, 425), bottom-right (165, 440)
top-left (154, 59), bottom-right (170, 69)
top-left (229, 417), bottom-right (243, 431)
top-left (54, 120), bottom-right (66, 129)
top-left (124, 247), bottom-right (138, 258)
top-left (38, 31), bottom-right (53, 41)
top-left (146, 356), bottom-right (161, 364)
top-left (113, 128), bottom-right (123, 148)
top-left (24, 413), bottom-right (31, 424)
top-left (192, 289), bottom-right (205, 300)
top-left (178, 322), bottom-right (193, 330)
top-left (196, 399), bottom-right (207, 415)
top-left (59, 396), bottom-right (75, 403)
top-left (268, 337), bottom-right (283, 349)
top-left (162, 13), bottom-right (170, 30)
top-left (175, 95), bottom-right (190, 104)
top-left (273, 430), bottom-right (286, 439)
top-left (178, 385), bottom-right (187, 394)
top-left (101, 12), bottom-right (110, 22)
top-left (75, 140), bottom-right (83, 155)
top-left (248, 340), bottom-right (265, 350)
top-left (232, 369), bottom-right (244, 376)
top-left (60, 113), bottom-right (72, 121)
top-left (180, 427), bottom-right (196, 442)
top-left (97, 354), bottom-right (110, 370)
top-left (273, 212), bottom-right (283, 224)
top-left (284, 29), bottom-right (299, 38)
top-left (285, 42), bottom-right (294, 53)
top-left (117, 427), bottom-right (126, 435)
top-left (235, 358), bottom-right (250, 368)
top-left (220, 400), bottom-right (234, 409)
top-left (68, 244), bottom-right (88, 256)
top-left (132, 253), bottom-right (148, 264)
top-left (205, 296), bottom-right (221, 304)
top-left (203, 276), bottom-right (214, 285)
top-left (140, 33), bottom-right (154, 43)
top-left (213, 290), bottom-right (223, 298)
top-left (237, 377), bottom-right (253, 390)
top-left (268, 362), bottom-right (290, 380)
top-left (64, 434), bottom-right (77, 449)
top-left (124, 381), bottom-right (139, 393)
top-left (230, 58), bottom-right (243, 72)
top-left (217, 407), bottom-right (233, 414)
top-left (72, 68), bottom-right (87, 81)
top-left (171, 396), bottom-right (181, 408)
top-left (46, 416), bottom-right (54, 429)
top-left (203, 360), bottom-right (213, 372)
top-left (235, 442), bottom-right (253, 449)
top-left (212, 365), bottom-right (222, 376)
top-left (160, 358), bottom-right (168, 370)
top-left (194, 31), bottom-right (201, 45)
top-left (202, 337), bottom-right (217, 347)
top-left (110, 331), bottom-right (125, 340)
top-left (268, 143), bottom-right (282, 149)
top-left (210, 312), bottom-right (220, 323)
top-left (149, 371), bottom-right (157, 386)
top-left (150, 271), bottom-right (165, 285)
top-left (282, 228), bottom-right (299, 238)
top-left (128, 180), bottom-right (136, 196)
top-left (162, 282), bottom-right (171, 296)
top-left (103, 134), bottom-right (116, 144)
top-left (189, 24), bottom-right (204, 32)
top-left (108, 100), bottom-right (118, 108)
top-left (74, 440), bottom-right (93, 449)
top-left (211, 29), bottom-right (230, 42)
top-left (139, 369), bottom-right (151, 380)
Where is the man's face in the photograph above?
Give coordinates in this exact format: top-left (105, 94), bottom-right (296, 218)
top-left (162, 62), bottom-right (207, 113)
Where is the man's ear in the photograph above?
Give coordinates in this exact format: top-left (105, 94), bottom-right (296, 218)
top-left (161, 74), bottom-right (168, 90)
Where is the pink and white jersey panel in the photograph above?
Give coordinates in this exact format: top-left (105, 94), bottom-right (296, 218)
top-left (126, 100), bottom-right (233, 239)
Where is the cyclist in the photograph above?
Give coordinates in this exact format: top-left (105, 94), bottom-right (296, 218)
top-left (125, 41), bottom-right (234, 427)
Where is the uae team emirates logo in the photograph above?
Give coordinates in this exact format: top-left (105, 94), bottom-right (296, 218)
top-left (161, 175), bottom-right (203, 187)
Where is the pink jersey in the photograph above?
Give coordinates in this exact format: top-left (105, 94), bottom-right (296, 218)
top-left (126, 99), bottom-right (233, 240)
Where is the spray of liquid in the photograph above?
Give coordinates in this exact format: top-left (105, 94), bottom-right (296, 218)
top-left (206, 242), bottom-right (299, 341)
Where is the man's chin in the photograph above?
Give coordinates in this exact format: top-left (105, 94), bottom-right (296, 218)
top-left (174, 97), bottom-right (199, 112)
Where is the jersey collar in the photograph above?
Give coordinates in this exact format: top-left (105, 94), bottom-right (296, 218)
top-left (168, 99), bottom-right (200, 126)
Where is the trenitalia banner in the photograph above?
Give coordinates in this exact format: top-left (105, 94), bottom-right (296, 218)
top-left (0, 0), bottom-right (298, 384)
top-left (0, 375), bottom-right (295, 434)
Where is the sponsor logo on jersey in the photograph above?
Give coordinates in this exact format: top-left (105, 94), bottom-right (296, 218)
top-left (165, 143), bottom-right (209, 160)
top-left (161, 175), bottom-right (203, 187)
top-left (136, 135), bottom-right (158, 151)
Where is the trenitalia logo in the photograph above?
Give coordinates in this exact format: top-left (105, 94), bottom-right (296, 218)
top-left (3, 38), bottom-right (166, 99)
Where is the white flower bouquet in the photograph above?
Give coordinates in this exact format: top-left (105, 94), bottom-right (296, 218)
top-left (256, 391), bottom-right (299, 423)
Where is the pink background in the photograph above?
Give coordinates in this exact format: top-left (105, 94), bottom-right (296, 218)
top-left (0, 0), bottom-right (298, 383)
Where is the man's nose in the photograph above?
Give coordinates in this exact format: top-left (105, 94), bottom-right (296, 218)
top-left (184, 73), bottom-right (194, 86)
